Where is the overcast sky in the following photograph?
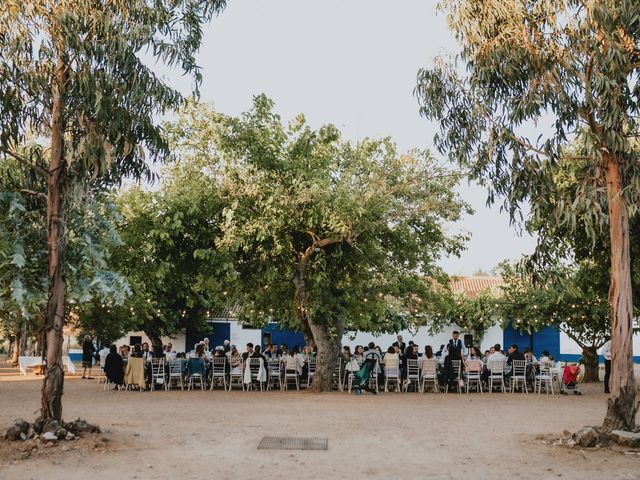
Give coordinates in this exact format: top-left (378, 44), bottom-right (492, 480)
top-left (163, 0), bottom-right (538, 275)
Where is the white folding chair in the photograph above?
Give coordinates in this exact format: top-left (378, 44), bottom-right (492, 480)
top-left (346, 357), bottom-right (363, 393)
top-left (150, 358), bottom-right (166, 391)
top-left (535, 361), bottom-right (555, 395)
top-left (283, 356), bottom-right (300, 391)
top-left (445, 360), bottom-right (462, 393)
top-left (332, 358), bottom-right (343, 391)
top-left (210, 357), bottom-right (227, 391)
top-left (267, 358), bottom-right (282, 391)
top-left (228, 358), bottom-right (244, 391)
top-left (465, 359), bottom-right (483, 393)
top-left (168, 358), bottom-right (186, 391)
top-left (404, 359), bottom-right (420, 392)
top-left (187, 358), bottom-right (206, 391)
top-left (384, 357), bottom-right (401, 393)
top-left (419, 358), bottom-right (439, 393)
top-left (488, 360), bottom-right (506, 393)
top-left (305, 357), bottom-right (317, 388)
top-left (510, 360), bottom-right (528, 393)
top-left (246, 358), bottom-right (265, 391)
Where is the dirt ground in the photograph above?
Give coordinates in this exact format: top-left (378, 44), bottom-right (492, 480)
top-left (1, 362), bottom-right (639, 480)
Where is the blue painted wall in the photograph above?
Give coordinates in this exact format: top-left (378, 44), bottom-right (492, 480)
top-left (263, 322), bottom-right (305, 350)
top-left (502, 323), bottom-right (560, 359)
top-left (186, 321), bottom-right (231, 352)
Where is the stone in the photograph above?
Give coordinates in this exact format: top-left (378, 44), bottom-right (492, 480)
top-left (573, 427), bottom-right (598, 448)
top-left (5, 418), bottom-right (31, 441)
top-left (610, 430), bottom-right (640, 448)
top-left (42, 431), bottom-right (58, 442)
top-left (65, 418), bottom-right (100, 435)
top-left (65, 432), bottom-right (76, 441)
top-left (55, 427), bottom-right (68, 440)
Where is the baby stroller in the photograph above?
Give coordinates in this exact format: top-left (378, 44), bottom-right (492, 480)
top-left (351, 358), bottom-right (377, 395)
top-left (560, 364), bottom-right (582, 395)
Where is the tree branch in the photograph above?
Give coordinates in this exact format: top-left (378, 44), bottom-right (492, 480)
top-left (5, 150), bottom-right (50, 178)
top-left (581, 52), bottom-right (604, 140)
top-left (17, 189), bottom-right (47, 199)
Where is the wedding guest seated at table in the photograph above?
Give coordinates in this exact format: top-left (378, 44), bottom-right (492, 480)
top-left (523, 348), bottom-right (537, 363)
top-left (285, 348), bottom-right (304, 376)
top-left (131, 344), bottom-right (143, 358)
top-left (401, 343), bottom-right (418, 381)
top-left (539, 350), bottom-right (554, 363)
top-left (141, 342), bottom-right (154, 362)
top-left (383, 346), bottom-right (400, 378)
top-left (442, 344), bottom-right (464, 390)
top-left (104, 344), bottom-right (124, 389)
top-left (213, 346), bottom-right (226, 358)
top-left (280, 344), bottom-right (289, 357)
top-left (194, 343), bottom-right (209, 363)
top-left (506, 344), bottom-right (525, 366)
top-left (353, 345), bottom-right (365, 363)
top-left (465, 346), bottom-right (484, 373)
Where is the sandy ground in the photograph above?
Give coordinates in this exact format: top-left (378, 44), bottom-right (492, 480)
top-left (1, 362), bottom-right (639, 480)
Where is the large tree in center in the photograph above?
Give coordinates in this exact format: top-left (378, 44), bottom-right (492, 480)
top-left (167, 98), bottom-right (469, 391)
top-left (0, 0), bottom-right (227, 424)
top-left (416, 0), bottom-right (639, 431)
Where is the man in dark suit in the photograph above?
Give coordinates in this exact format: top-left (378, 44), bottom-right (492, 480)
top-left (506, 344), bottom-right (525, 365)
top-left (392, 335), bottom-right (406, 354)
top-left (241, 343), bottom-right (254, 361)
top-left (448, 331), bottom-right (464, 356)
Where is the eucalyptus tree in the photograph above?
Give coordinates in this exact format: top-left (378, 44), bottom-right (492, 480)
top-left (167, 98), bottom-right (469, 391)
top-left (0, 0), bottom-right (227, 424)
top-left (416, 0), bottom-right (640, 431)
top-left (0, 158), bottom-right (129, 360)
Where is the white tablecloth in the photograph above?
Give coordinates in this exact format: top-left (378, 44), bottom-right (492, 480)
top-left (18, 356), bottom-right (76, 375)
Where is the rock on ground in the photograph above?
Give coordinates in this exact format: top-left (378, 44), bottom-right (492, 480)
top-left (610, 430), bottom-right (640, 448)
top-left (573, 426), bottom-right (598, 447)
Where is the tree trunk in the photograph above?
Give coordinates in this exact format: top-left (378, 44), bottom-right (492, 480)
top-left (146, 331), bottom-right (164, 357)
top-left (581, 346), bottom-right (600, 383)
top-left (11, 331), bottom-right (21, 367)
top-left (38, 54), bottom-right (67, 427)
top-left (602, 153), bottom-right (637, 432)
top-left (308, 316), bottom-right (343, 393)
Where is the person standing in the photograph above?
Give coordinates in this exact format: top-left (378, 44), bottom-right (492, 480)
top-left (81, 334), bottom-right (96, 379)
top-left (448, 330), bottom-right (464, 356)
top-left (600, 338), bottom-right (611, 394)
top-left (392, 335), bottom-right (406, 354)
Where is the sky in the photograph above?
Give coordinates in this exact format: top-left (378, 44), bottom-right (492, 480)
top-left (162, 0), bottom-right (538, 275)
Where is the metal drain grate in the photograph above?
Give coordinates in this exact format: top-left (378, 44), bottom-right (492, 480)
top-left (258, 436), bottom-right (328, 451)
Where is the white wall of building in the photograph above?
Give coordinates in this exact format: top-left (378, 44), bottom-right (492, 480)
top-left (114, 330), bottom-right (187, 352)
top-left (341, 323), bottom-right (494, 353)
top-left (560, 330), bottom-right (640, 358)
top-left (229, 323), bottom-right (262, 352)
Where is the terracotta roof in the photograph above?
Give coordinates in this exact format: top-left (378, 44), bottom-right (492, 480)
top-left (449, 276), bottom-right (503, 299)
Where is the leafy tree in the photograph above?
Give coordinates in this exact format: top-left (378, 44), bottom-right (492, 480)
top-left (167, 98), bottom-right (469, 391)
top-left (0, 0), bottom-right (227, 424)
top-left (0, 157), bottom-right (128, 359)
top-left (98, 182), bottom-right (232, 352)
top-left (416, 0), bottom-right (640, 431)
top-left (498, 260), bottom-right (640, 382)
top-left (427, 288), bottom-right (501, 347)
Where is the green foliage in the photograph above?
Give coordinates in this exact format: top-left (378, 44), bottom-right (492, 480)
top-left (416, 0), bottom-right (640, 235)
top-left (102, 182), bottom-right (232, 341)
top-left (496, 259), bottom-right (640, 350)
top-left (166, 98), bottom-right (470, 338)
top-left (0, 158), bottom-right (130, 336)
top-left (428, 288), bottom-right (501, 342)
top-left (0, 0), bottom-right (227, 182)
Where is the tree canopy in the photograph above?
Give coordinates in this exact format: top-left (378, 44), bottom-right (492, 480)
top-left (165, 97), bottom-right (470, 390)
top-left (416, 0), bottom-right (640, 432)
